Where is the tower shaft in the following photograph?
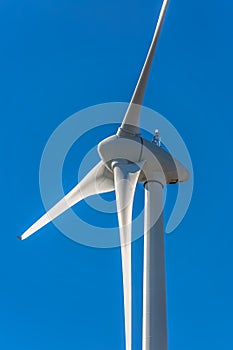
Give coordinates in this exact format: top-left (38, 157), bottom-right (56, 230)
top-left (143, 180), bottom-right (168, 350)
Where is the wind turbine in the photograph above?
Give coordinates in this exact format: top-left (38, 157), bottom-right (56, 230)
top-left (19, 0), bottom-right (190, 349)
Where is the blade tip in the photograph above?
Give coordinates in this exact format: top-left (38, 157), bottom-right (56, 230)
top-left (17, 235), bottom-right (23, 241)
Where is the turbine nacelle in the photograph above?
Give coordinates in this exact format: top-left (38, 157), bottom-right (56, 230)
top-left (98, 133), bottom-right (190, 185)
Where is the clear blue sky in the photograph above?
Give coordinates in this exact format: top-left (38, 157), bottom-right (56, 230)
top-left (1, 0), bottom-right (233, 349)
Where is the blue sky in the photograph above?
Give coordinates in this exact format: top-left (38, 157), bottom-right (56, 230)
top-left (1, 0), bottom-right (233, 349)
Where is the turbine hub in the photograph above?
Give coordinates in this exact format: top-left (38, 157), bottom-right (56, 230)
top-left (98, 135), bottom-right (143, 170)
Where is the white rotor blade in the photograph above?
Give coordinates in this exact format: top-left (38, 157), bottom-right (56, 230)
top-left (119, 0), bottom-right (169, 135)
top-left (113, 161), bottom-right (143, 350)
top-left (19, 161), bottom-right (114, 240)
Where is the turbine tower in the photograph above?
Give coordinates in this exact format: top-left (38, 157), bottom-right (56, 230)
top-left (19, 1), bottom-right (190, 349)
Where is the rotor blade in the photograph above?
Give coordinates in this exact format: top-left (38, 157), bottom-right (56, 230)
top-left (113, 161), bottom-right (143, 350)
top-left (18, 161), bottom-right (114, 240)
top-left (119, 0), bottom-right (169, 135)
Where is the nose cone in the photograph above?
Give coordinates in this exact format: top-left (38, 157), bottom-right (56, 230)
top-left (98, 135), bottom-right (142, 166)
